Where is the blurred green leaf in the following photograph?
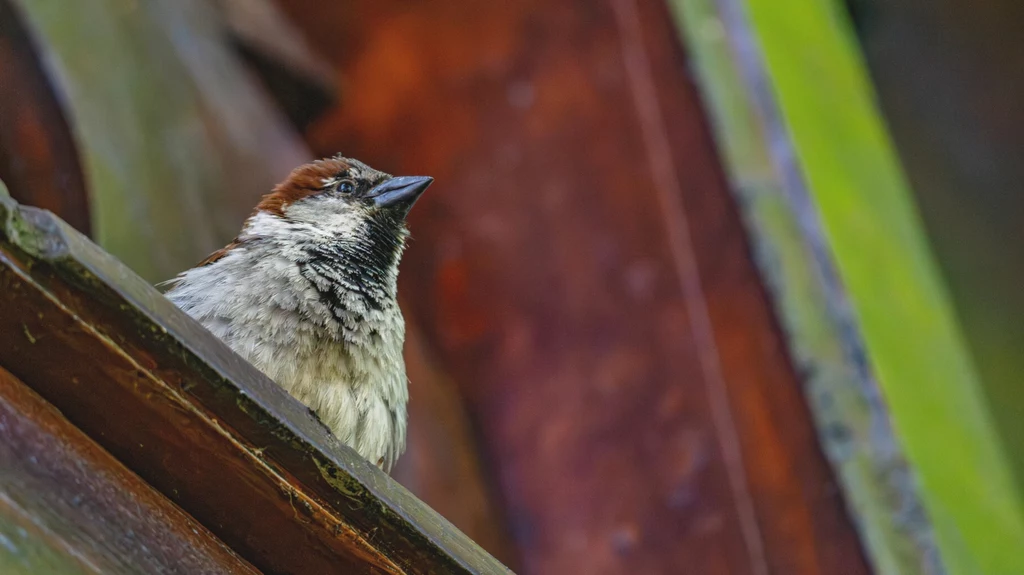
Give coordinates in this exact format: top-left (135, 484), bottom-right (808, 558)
top-left (670, 0), bottom-right (1024, 573)
top-left (14, 0), bottom-right (308, 282)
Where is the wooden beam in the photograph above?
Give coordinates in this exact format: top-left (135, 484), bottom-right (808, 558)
top-left (0, 365), bottom-right (259, 575)
top-left (4, 1), bottom-right (508, 564)
top-left (0, 192), bottom-right (512, 575)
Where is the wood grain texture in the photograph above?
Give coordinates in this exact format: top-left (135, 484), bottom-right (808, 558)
top-left (0, 196), bottom-right (512, 575)
top-left (276, 0), bottom-right (872, 573)
top-left (0, 0), bottom-right (90, 235)
top-left (0, 366), bottom-right (259, 575)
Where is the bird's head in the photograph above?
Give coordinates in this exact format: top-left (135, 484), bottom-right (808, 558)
top-left (255, 155), bottom-right (432, 241)
top-left (190, 155), bottom-right (435, 294)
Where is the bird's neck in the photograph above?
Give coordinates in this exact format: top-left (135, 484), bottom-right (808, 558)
top-left (224, 211), bottom-right (409, 347)
top-left (299, 236), bottom-right (402, 314)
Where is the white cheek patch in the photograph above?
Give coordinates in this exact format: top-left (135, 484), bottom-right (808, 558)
top-left (277, 196), bottom-right (367, 240)
top-left (317, 211), bottom-right (364, 240)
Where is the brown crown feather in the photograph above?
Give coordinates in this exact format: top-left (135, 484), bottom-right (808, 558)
top-left (256, 157), bottom-right (353, 217)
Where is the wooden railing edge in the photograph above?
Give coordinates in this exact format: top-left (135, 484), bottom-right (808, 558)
top-left (0, 188), bottom-right (513, 575)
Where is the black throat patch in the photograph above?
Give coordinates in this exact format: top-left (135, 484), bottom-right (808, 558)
top-left (298, 211), bottom-right (406, 319)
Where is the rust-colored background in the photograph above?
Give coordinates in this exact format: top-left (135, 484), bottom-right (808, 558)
top-left (276, 1), bottom-right (869, 573)
top-left (0, 0), bottom-right (89, 234)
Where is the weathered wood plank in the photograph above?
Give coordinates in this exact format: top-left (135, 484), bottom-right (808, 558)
top-left (0, 365), bottom-right (260, 575)
top-left (0, 193), bottom-right (513, 575)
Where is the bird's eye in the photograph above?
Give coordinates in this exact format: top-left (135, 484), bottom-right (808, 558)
top-left (337, 180), bottom-right (356, 194)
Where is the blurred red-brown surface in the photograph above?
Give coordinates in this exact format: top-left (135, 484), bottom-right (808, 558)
top-left (0, 0), bottom-right (89, 234)
top-left (276, 1), bottom-right (872, 573)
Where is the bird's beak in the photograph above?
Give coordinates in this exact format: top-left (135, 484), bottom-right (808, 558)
top-left (368, 175), bottom-right (433, 217)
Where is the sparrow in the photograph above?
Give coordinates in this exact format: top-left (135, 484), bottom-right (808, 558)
top-left (163, 156), bottom-right (432, 471)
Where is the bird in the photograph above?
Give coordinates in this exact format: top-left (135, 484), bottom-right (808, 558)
top-left (163, 155), bottom-right (432, 472)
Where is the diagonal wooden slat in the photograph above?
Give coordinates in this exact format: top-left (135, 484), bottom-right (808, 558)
top-left (0, 189), bottom-right (513, 575)
top-left (0, 365), bottom-right (259, 575)
top-left (609, 0), bottom-right (768, 571)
